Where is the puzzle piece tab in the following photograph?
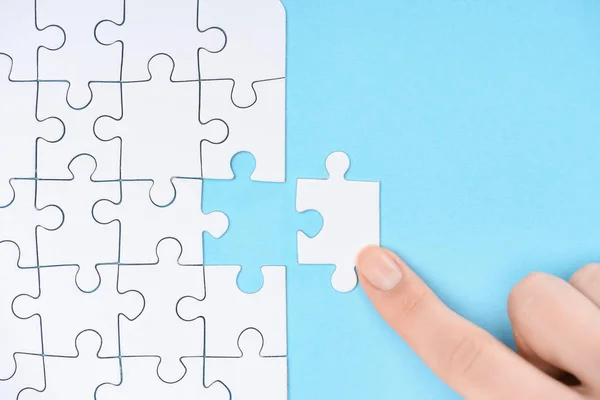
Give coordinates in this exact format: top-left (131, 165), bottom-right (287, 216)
top-left (93, 179), bottom-right (228, 265)
top-left (36, 155), bottom-right (120, 292)
top-left (198, 0), bottom-right (286, 107)
top-left (0, 354), bottom-right (45, 399)
top-left (20, 331), bottom-right (120, 400)
top-left (95, 55), bottom-right (227, 205)
top-left (96, 0), bottom-right (225, 82)
top-left (13, 265), bottom-right (143, 357)
top-left (205, 329), bottom-right (288, 400)
top-left (297, 152), bottom-right (380, 293)
top-left (0, 1), bottom-right (64, 81)
top-left (36, 82), bottom-right (122, 180)
top-left (97, 357), bottom-right (229, 400)
top-left (36, 0), bottom-right (122, 108)
top-left (177, 265), bottom-right (287, 357)
top-left (118, 239), bottom-right (205, 383)
top-left (0, 180), bottom-right (63, 267)
top-left (0, 56), bottom-right (63, 206)
top-left (200, 78), bottom-right (286, 183)
top-left (0, 242), bottom-right (42, 380)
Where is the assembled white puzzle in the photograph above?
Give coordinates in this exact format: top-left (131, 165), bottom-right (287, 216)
top-left (0, 0), bottom-right (380, 398)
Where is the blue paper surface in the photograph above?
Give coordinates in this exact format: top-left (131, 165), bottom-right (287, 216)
top-left (205, 1), bottom-right (600, 398)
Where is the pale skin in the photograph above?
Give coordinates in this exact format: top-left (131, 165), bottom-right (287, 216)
top-left (356, 245), bottom-right (600, 399)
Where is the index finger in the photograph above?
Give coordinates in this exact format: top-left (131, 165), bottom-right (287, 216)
top-left (356, 246), bottom-right (580, 400)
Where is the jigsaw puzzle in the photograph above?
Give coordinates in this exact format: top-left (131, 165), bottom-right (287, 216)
top-left (0, 0), bottom-right (380, 398)
top-left (297, 152), bottom-right (381, 293)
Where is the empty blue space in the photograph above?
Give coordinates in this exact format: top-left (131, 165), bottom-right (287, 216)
top-left (203, 1), bottom-right (600, 398)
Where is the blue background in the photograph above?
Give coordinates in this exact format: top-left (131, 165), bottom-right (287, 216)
top-left (204, 1), bottom-right (600, 399)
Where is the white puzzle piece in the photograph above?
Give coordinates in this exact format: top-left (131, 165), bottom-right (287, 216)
top-left (0, 56), bottom-right (63, 206)
top-left (36, 155), bottom-right (120, 292)
top-left (0, 242), bottom-right (42, 380)
top-left (205, 329), bottom-right (288, 400)
top-left (0, 180), bottom-right (63, 267)
top-left (95, 55), bottom-right (227, 205)
top-left (198, 0), bottom-right (286, 107)
top-left (0, 0), bottom-right (64, 81)
top-left (36, 82), bottom-right (122, 180)
top-left (200, 78), bottom-right (286, 182)
top-left (119, 239), bottom-right (205, 383)
top-left (19, 331), bottom-right (121, 400)
top-left (177, 266), bottom-right (287, 357)
top-left (93, 179), bottom-right (228, 265)
top-left (13, 265), bottom-right (143, 358)
top-left (97, 357), bottom-right (229, 400)
top-left (0, 353), bottom-right (45, 399)
top-left (297, 152), bottom-right (380, 293)
top-left (36, 0), bottom-right (123, 108)
top-left (95, 0), bottom-right (225, 82)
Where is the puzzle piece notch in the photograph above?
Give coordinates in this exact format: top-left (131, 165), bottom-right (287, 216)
top-left (96, 357), bottom-right (229, 400)
top-left (95, 0), bottom-right (226, 82)
top-left (0, 55), bottom-right (63, 206)
top-left (36, 81), bottom-right (122, 180)
top-left (200, 78), bottom-right (286, 183)
top-left (202, 152), bottom-right (321, 293)
top-left (95, 55), bottom-right (227, 206)
top-left (205, 328), bottom-right (288, 400)
top-left (177, 265), bottom-right (286, 357)
top-left (118, 238), bottom-right (205, 383)
top-left (0, 1), bottom-right (64, 81)
top-left (13, 265), bottom-right (143, 357)
top-left (36, 0), bottom-right (123, 108)
top-left (19, 330), bottom-right (121, 400)
top-left (0, 353), bottom-right (45, 399)
top-left (93, 179), bottom-right (228, 265)
top-left (297, 151), bottom-right (381, 293)
top-left (198, 0), bottom-right (286, 107)
top-left (0, 180), bottom-right (63, 267)
top-left (36, 155), bottom-right (120, 292)
top-left (0, 241), bottom-right (42, 380)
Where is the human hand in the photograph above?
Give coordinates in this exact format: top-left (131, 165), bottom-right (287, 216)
top-left (356, 246), bottom-right (600, 399)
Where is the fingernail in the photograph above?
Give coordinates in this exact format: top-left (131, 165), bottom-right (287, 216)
top-left (357, 247), bottom-right (403, 291)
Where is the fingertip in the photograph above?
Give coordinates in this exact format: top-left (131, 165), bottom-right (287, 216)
top-left (356, 245), bottom-right (405, 292)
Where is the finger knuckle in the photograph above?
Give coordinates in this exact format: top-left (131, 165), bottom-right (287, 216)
top-left (446, 335), bottom-right (488, 380)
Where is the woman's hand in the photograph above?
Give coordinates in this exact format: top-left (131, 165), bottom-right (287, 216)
top-left (357, 246), bottom-right (600, 399)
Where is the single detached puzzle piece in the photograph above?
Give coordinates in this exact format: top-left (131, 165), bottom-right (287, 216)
top-left (96, 0), bottom-right (225, 82)
top-left (93, 179), bottom-right (228, 265)
top-left (119, 239), bottom-right (205, 383)
top-left (36, 155), bottom-right (120, 292)
top-left (177, 266), bottom-right (287, 357)
top-left (0, 242), bottom-right (42, 380)
top-left (36, 0), bottom-right (122, 108)
top-left (0, 354), bottom-right (45, 399)
top-left (0, 0), bottom-right (64, 81)
top-left (0, 55), bottom-right (63, 206)
top-left (95, 55), bottom-right (227, 205)
top-left (20, 331), bottom-right (120, 400)
top-left (205, 329), bottom-right (288, 400)
top-left (198, 0), bottom-right (286, 107)
top-left (13, 265), bottom-right (143, 357)
top-left (200, 78), bottom-right (286, 182)
top-left (97, 357), bottom-right (228, 400)
top-left (297, 152), bottom-right (380, 293)
top-left (37, 81), bottom-right (122, 180)
top-left (0, 180), bottom-right (63, 267)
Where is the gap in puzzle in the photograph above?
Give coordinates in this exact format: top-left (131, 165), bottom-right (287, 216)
top-left (0, 1), bottom-right (381, 398)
